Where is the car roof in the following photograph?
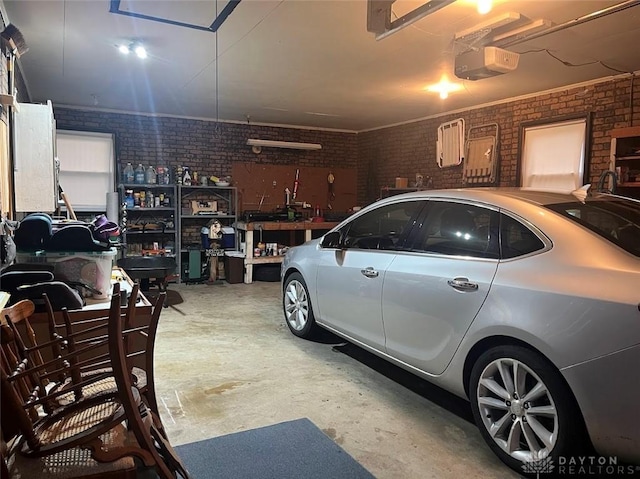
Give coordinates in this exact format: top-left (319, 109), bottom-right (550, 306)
top-left (390, 187), bottom-right (582, 208)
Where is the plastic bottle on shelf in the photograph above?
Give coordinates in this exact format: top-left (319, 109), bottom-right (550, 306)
top-left (134, 164), bottom-right (146, 184)
top-left (123, 163), bottom-right (135, 184)
top-left (183, 167), bottom-right (192, 186)
top-left (157, 166), bottom-right (169, 185)
top-left (145, 165), bottom-right (157, 184)
top-left (124, 189), bottom-right (135, 208)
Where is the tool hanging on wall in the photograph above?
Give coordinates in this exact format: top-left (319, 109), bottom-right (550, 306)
top-left (327, 171), bottom-right (335, 210)
top-left (257, 190), bottom-right (269, 211)
top-left (292, 169), bottom-right (300, 200)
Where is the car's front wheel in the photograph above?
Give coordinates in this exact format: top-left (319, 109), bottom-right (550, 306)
top-left (283, 272), bottom-right (318, 338)
top-left (469, 345), bottom-right (587, 475)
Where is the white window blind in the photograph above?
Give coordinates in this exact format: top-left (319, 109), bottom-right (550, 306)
top-left (521, 118), bottom-right (586, 191)
top-left (56, 130), bottom-right (115, 211)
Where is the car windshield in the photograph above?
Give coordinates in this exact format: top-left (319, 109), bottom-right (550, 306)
top-left (545, 195), bottom-right (640, 257)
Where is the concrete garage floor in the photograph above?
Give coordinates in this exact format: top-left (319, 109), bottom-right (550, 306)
top-left (152, 282), bottom-right (520, 479)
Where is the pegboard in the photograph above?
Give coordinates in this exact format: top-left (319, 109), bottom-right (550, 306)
top-left (231, 162), bottom-right (357, 214)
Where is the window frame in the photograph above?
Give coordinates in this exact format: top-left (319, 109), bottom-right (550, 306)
top-left (517, 113), bottom-right (592, 191)
top-left (55, 128), bottom-right (117, 212)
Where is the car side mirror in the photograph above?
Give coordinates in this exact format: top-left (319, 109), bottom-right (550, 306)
top-left (320, 231), bottom-right (343, 249)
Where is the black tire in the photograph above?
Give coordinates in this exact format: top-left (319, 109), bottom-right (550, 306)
top-left (282, 272), bottom-right (318, 339)
top-left (469, 345), bottom-right (587, 477)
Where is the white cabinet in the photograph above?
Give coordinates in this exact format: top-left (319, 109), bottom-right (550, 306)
top-left (14, 101), bottom-right (57, 212)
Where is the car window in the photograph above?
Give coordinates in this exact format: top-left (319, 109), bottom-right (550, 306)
top-left (407, 201), bottom-right (499, 259)
top-left (545, 196), bottom-right (640, 257)
top-left (500, 214), bottom-right (545, 259)
top-left (341, 200), bottom-right (425, 251)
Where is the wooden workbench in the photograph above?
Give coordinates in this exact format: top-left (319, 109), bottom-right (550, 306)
top-left (235, 221), bottom-right (339, 283)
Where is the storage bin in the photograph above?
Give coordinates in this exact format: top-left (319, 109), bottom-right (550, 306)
top-left (16, 248), bottom-right (117, 299)
top-left (221, 226), bottom-right (235, 249)
top-left (224, 251), bottom-right (244, 284)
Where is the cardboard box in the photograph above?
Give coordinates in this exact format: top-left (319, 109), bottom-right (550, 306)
top-left (395, 177), bottom-right (408, 188)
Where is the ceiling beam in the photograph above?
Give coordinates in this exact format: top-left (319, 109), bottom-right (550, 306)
top-left (109, 0), bottom-right (242, 33)
top-left (367, 0), bottom-right (458, 41)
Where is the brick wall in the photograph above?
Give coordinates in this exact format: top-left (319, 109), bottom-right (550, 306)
top-left (53, 109), bottom-right (358, 183)
top-left (54, 75), bottom-right (639, 208)
top-left (358, 75), bottom-right (640, 204)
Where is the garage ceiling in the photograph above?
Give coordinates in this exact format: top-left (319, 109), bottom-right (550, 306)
top-left (2, 0), bottom-right (639, 132)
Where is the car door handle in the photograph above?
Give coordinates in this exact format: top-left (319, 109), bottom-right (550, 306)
top-left (447, 277), bottom-right (478, 291)
top-left (361, 267), bottom-right (379, 278)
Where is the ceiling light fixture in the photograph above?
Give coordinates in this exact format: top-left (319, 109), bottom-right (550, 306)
top-left (134, 44), bottom-right (147, 59)
top-left (426, 76), bottom-right (463, 99)
top-left (246, 139), bottom-right (322, 151)
top-left (118, 41), bottom-right (147, 59)
top-left (477, 0), bottom-right (492, 15)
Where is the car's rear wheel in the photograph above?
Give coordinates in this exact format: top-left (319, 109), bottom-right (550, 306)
top-left (283, 272), bottom-right (317, 338)
top-left (469, 345), bottom-right (586, 475)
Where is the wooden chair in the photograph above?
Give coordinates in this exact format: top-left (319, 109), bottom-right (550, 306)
top-left (107, 289), bottom-right (190, 478)
top-left (0, 320), bottom-right (138, 462)
top-left (1, 286), bottom-right (189, 478)
top-left (54, 283), bottom-right (166, 430)
top-left (3, 283), bottom-right (156, 416)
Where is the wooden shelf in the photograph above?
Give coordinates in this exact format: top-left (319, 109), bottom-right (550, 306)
top-left (235, 221), bottom-right (338, 231)
top-left (611, 130), bottom-right (640, 200)
top-left (245, 256), bottom-right (284, 265)
top-left (611, 126), bottom-right (640, 139)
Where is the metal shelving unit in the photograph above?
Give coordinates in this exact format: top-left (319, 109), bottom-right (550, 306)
top-left (118, 184), bottom-right (178, 258)
top-left (177, 185), bottom-right (238, 282)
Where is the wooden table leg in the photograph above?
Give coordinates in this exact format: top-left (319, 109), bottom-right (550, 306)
top-left (244, 230), bottom-right (254, 284)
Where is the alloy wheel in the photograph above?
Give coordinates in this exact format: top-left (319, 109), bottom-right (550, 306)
top-left (476, 357), bottom-right (559, 463)
top-left (284, 279), bottom-right (309, 331)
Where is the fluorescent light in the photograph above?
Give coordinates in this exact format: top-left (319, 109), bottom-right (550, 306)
top-left (246, 139), bottom-right (322, 150)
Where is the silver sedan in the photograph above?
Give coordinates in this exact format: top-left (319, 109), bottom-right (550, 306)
top-left (281, 188), bottom-right (640, 475)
